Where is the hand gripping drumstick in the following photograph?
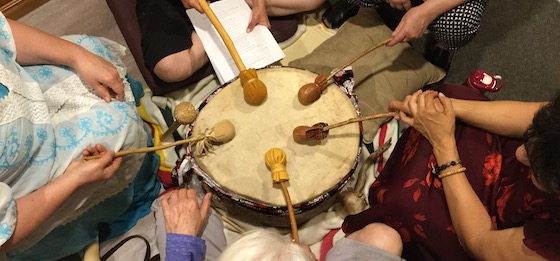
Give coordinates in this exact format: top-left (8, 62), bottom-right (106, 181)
top-left (160, 102), bottom-right (197, 141)
top-left (198, 0), bottom-right (267, 106)
top-left (264, 148), bottom-right (300, 243)
top-left (297, 38), bottom-right (392, 105)
top-left (84, 120), bottom-right (236, 160)
top-left (293, 112), bottom-right (396, 143)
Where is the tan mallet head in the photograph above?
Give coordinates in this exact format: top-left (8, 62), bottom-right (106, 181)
top-left (160, 102), bottom-right (197, 141)
top-left (192, 119), bottom-right (236, 156)
top-left (85, 119), bottom-right (236, 161)
top-left (210, 120), bottom-right (236, 143)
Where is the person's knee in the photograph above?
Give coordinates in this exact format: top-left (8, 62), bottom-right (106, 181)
top-left (432, 2), bottom-right (485, 50)
top-left (347, 223), bottom-right (403, 256)
top-left (305, 0), bottom-right (326, 11)
top-left (153, 54), bottom-right (195, 83)
top-left (153, 46), bottom-right (208, 83)
top-left (442, 25), bottom-right (480, 49)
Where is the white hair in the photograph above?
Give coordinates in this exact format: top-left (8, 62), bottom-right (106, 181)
top-left (217, 228), bottom-right (313, 261)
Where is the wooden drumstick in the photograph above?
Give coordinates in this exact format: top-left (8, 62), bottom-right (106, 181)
top-left (212, 207), bottom-right (247, 234)
top-left (293, 112), bottom-right (396, 143)
top-left (84, 120), bottom-right (235, 160)
top-left (160, 102), bottom-right (197, 141)
top-left (298, 38), bottom-right (392, 105)
top-left (264, 148), bottom-right (299, 243)
top-left (334, 138), bottom-right (392, 218)
top-left (198, 0), bottom-right (267, 106)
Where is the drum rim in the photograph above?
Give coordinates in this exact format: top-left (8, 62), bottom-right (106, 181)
top-left (188, 66), bottom-right (363, 215)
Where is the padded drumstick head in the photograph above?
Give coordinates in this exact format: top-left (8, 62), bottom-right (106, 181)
top-left (240, 68), bottom-right (267, 105)
top-left (298, 83), bottom-right (322, 105)
top-left (264, 148), bottom-right (289, 183)
top-left (297, 74), bottom-right (328, 105)
top-left (161, 102), bottom-right (197, 141)
top-left (292, 126), bottom-right (311, 143)
top-left (192, 120), bottom-right (236, 156)
top-left (292, 123), bottom-right (329, 144)
top-left (174, 102), bottom-right (197, 125)
top-left (305, 123), bottom-right (329, 140)
top-left (211, 120), bottom-right (236, 143)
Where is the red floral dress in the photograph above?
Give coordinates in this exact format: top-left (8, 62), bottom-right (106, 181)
top-left (342, 84), bottom-right (560, 261)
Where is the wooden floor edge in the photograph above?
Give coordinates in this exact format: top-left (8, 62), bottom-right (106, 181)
top-left (2, 0), bottom-right (50, 20)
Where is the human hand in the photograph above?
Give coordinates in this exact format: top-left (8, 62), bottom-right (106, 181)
top-left (182, 0), bottom-right (205, 13)
top-left (62, 144), bottom-right (122, 187)
top-left (388, 90), bottom-right (431, 117)
top-left (387, 6), bottom-right (432, 46)
top-left (73, 51), bottom-right (125, 102)
top-left (247, 1), bottom-right (271, 32)
top-left (161, 188), bottom-right (211, 236)
top-left (392, 90), bottom-right (456, 146)
top-left (387, 0), bottom-right (412, 11)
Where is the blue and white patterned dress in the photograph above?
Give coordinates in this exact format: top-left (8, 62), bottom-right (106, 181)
top-left (0, 13), bottom-right (157, 259)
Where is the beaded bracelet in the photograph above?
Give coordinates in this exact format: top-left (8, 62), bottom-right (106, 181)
top-left (431, 160), bottom-right (462, 174)
top-left (438, 167), bottom-right (467, 179)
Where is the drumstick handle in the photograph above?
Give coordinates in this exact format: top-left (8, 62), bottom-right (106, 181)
top-left (323, 112), bottom-right (397, 131)
top-left (198, 0), bottom-right (246, 72)
top-left (354, 138), bottom-right (392, 192)
top-left (327, 38), bottom-right (392, 79)
top-left (212, 207), bottom-right (247, 234)
top-left (83, 135), bottom-right (205, 160)
top-left (280, 182), bottom-right (300, 244)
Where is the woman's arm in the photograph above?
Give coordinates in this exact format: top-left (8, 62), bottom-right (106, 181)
top-left (399, 91), bottom-right (546, 260)
top-left (7, 19), bottom-right (124, 102)
top-left (389, 90), bottom-right (547, 138)
top-left (161, 188), bottom-right (211, 261)
top-left (245, 0), bottom-right (271, 32)
top-left (451, 99), bottom-right (546, 138)
top-left (0, 145), bottom-right (121, 252)
top-left (387, 0), bottom-right (468, 46)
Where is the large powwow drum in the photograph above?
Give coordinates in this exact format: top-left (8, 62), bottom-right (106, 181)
top-left (191, 67), bottom-right (361, 227)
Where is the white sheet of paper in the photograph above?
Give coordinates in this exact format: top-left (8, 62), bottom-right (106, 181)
top-left (187, 0), bottom-right (285, 84)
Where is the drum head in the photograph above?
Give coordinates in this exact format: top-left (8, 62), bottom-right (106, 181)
top-left (191, 67), bottom-right (361, 208)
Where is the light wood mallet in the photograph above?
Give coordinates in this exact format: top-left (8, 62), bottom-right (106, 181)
top-left (297, 38), bottom-right (392, 105)
top-left (293, 112), bottom-right (396, 143)
top-left (198, 0), bottom-right (267, 105)
top-left (160, 102), bottom-right (197, 141)
top-left (264, 148), bottom-right (300, 243)
top-left (333, 138), bottom-right (392, 218)
top-left (84, 120), bottom-right (235, 160)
